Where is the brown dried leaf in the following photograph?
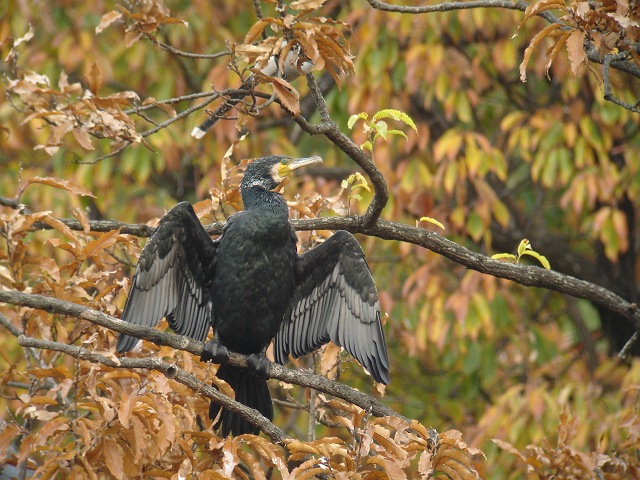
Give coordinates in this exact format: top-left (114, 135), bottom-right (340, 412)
top-left (519, 23), bottom-right (563, 82)
top-left (87, 62), bottom-right (103, 94)
top-left (269, 76), bottom-right (301, 116)
top-left (29, 395), bottom-right (59, 406)
top-left (27, 177), bottom-right (95, 198)
top-left (244, 18), bottom-right (273, 45)
top-left (290, 0), bottom-right (328, 11)
top-left (142, 96), bottom-right (177, 117)
top-left (431, 430), bottom-right (482, 479)
top-left (29, 366), bottom-right (71, 379)
top-left (545, 31), bottom-right (572, 79)
top-left (82, 229), bottom-right (123, 260)
top-left (286, 439), bottom-right (321, 456)
top-left (96, 10), bottom-right (123, 34)
top-left (103, 436), bottom-right (125, 480)
top-left (492, 438), bottom-right (528, 463)
top-left (566, 29), bottom-right (587, 76)
top-left (521, 0), bottom-right (568, 25)
top-left (71, 128), bottom-right (95, 151)
top-left (71, 208), bottom-right (91, 233)
top-left (118, 391), bottom-right (136, 429)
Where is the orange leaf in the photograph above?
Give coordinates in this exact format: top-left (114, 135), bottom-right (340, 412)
top-left (26, 177), bottom-right (95, 197)
top-left (566, 29), bottom-right (587, 76)
top-left (269, 76), bottom-right (301, 116)
top-left (520, 23), bottom-right (563, 82)
top-left (103, 436), bottom-right (125, 480)
top-left (244, 19), bottom-right (272, 44)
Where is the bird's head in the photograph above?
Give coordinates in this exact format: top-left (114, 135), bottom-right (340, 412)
top-left (240, 155), bottom-right (323, 192)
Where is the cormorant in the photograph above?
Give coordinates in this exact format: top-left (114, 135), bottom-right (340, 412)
top-left (116, 155), bottom-right (390, 436)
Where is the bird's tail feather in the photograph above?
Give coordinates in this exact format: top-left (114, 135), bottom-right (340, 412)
top-left (209, 363), bottom-right (273, 436)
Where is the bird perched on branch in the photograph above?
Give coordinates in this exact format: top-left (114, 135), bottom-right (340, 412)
top-left (116, 155), bottom-right (390, 436)
top-left (191, 43), bottom-right (314, 140)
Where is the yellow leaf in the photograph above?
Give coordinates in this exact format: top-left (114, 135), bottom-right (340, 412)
top-left (520, 250), bottom-right (551, 269)
top-left (491, 253), bottom-right (517, 263)
top-left (417, 216), bottom-right (445, 230)
top-left (517, 239), bottom-right (531, 257)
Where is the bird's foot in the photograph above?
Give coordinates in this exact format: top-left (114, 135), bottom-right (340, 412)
top-left (201, 338), bottom-right (230, 364)
top-left (247, 353), bottom-right (270, 377)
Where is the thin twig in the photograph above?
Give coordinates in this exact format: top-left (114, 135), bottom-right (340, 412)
top-left (602, 52), bottom-right (640, 114)
top-left (145, 33), bottom-right (231, 60)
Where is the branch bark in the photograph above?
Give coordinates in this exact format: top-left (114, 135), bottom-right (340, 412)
top-left (0, 290), bottom-right (407, 427)
top-left (16, 334), bottom-right (289, 444)
top-left (20, 213), bottom-right (640, 353)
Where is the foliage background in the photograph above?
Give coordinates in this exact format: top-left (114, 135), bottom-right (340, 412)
top-left (1, 0), bottom-right (640, 478)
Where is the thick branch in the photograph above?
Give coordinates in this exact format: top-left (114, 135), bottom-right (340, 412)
top-left (17, 335), bottom-right (288, 443)
top-left (18, 213), bottom-right (640, 353)
top-left (366, 0), bottom-right (640, 83)
top-left (297, 74), bottom-right (389, 227)
top-left (0, 290), bottom-right (402, 421)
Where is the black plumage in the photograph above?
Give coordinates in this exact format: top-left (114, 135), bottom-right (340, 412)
top-left (116, 155), bottom-right (390, 436)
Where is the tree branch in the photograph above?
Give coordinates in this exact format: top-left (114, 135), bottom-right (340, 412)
top-left (366, 0), bottom-right (558, 22)
top-left (14, 211), bottom-right (640, 355)
top-left (145, 33), bottom-right (231, 60)
top-left (297, 74), bottom-right (389, 227)
top-left (0, 290), bottom-right (405, 422)
top-left (16, 334), bottom-right (288, 443)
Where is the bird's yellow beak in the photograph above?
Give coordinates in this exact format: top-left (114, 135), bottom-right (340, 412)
top-left (277, 156), bottom-right (323, 179)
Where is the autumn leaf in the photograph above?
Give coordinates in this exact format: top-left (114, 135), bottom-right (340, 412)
top-left (96, 10), bottom-right (123, 34)
top-left (566, 30), bottom-right (587, 76)
top-left (103, 436), bottom-right (125, 480)
top-left (26, 177), bottom-right (95, 197)
top-left (269, 76), bottom-right (301, 116)
top-left (290, 0), bottom-right (328, 11)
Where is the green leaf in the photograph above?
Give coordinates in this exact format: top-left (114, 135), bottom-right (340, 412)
top-left (417, 216), bottom-right (445, 230)
top-left (361, 140), bottom-right (373, 152)
top-left (348, 112), bottom-right (368, 130)
top-left (350, 193), bottom-right (362, 201)
top-left (491, 253), bottom-right (518, 262)
top-left (520, 250), bottom-right (551, 269)
top-left (386, 129), bottom-right (408, 140)
top-left (374, 120), bottom-right (388, 140)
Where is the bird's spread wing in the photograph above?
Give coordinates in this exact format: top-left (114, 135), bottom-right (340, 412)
top-left (116, 202), bottom-right (218, 352)
top-left (274, 231), bottom-right (390, 384)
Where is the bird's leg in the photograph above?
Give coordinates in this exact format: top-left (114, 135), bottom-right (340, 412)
top-left (201, 336), bottom-right (230, 364)
top-left (247, 350), bottom-right (271, 377)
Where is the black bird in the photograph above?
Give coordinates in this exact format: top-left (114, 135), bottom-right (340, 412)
top-left (116, 155), bottom-right (390, 436)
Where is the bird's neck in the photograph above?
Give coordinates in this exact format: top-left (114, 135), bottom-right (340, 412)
top-left (242, 187), bottom-right (288, 216)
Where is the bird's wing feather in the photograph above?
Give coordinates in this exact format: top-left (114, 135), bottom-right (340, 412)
top-left (116, 202), bottom-right (217, 352)
top-left (274, 231), bottom-right (390, 384)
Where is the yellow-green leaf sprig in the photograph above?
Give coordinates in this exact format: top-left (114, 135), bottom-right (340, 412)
top-left (492, 239), bottom-right (551, 269)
